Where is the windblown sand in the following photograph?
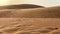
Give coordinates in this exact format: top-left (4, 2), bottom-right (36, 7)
top-left (0, 6), bottom-right (60, 34)
top-left (0, 18), bottom-right (60, 34)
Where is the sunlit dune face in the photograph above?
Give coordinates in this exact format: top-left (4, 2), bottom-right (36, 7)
top-left (0, 0), bottom-right (9, 6)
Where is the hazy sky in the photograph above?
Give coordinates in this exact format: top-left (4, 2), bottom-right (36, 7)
top-left (0, 0), bottom-right (60, 7)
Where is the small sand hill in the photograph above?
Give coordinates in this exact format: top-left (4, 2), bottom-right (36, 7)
top-left (0, 4), bottom-right (44, 9)
top-left (0, 6), bottom-right (60, 18)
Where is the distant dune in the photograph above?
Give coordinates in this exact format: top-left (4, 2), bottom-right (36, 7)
top-left (0, 6), bottom-right (60, 18)
top-left (0, 4), bottom-right (44, 9)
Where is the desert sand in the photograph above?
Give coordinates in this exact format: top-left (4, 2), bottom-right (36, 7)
top-left (0, 6), bottom-right (60, 18)
top-left (0, 18), bottom-right (60, 34)
top-left (0, 4), bottom-right (60, 34)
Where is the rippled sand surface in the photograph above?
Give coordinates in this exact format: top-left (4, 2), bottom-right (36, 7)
top-left (0, 18), bottom-right (60, 34)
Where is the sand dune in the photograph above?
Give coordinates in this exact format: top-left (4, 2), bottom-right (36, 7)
top-left (0, 6), bottom-right (60, 18)
top-left (0, 4), bottom-right (44, 9)
top-left (0, 5), bottom-right (60, 34)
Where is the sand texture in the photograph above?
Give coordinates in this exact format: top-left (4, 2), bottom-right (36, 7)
top-left (0, 5), bottom-right (60, 34)
top-left (0, 6), bottom-right (60, 18)
top-left (0, 18), bottom-right (60, 34)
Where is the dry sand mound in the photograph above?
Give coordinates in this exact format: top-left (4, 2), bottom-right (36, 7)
top-left (0, 4), bottom-right (44, 9)
top-left (0, 6), bottom-right (60, 18)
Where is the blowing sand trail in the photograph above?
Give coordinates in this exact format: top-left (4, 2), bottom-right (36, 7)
top-left (0, 18), bottom-right (60, 34)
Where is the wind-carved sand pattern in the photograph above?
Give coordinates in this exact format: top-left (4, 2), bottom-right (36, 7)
top-left (0, 18), bottom-right (60, 34)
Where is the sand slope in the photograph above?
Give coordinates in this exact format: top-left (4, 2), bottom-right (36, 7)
top-left (0, 6), bottom-right (60, 18)
top-left (0, 6), bottom-right (60, 34)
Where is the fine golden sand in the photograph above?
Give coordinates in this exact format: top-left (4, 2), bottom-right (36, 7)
top-left (0, 18), bottom-right (60, 34)
top-left (0, 6), bottom-right (60, 34)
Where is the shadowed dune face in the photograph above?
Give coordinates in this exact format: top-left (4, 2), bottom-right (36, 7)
top-left (0, 6), bottom-right (60, 18)
top-left (0, 4), bottom-right (44, 9)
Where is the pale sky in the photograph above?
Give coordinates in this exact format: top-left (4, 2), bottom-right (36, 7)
top-left (0, 0), bottom-right (60, 7)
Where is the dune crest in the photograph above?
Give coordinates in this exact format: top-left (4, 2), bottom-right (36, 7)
top-left (0, 4), bottom-right (44, 9)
